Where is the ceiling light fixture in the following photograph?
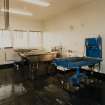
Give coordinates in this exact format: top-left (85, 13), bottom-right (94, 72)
top-left (23, 0), bottom-right (50, 7)
top-left (0, 8), bottom-right (32, 16)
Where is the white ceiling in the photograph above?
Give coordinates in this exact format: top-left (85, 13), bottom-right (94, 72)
top-left (0, 0), bottom-right (94, 21)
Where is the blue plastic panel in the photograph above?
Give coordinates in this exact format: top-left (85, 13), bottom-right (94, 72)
top-left (85, 36), bottom-right (102, 58)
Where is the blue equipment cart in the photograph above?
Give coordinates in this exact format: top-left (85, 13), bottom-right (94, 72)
top-left (52, 36), bottom-right (102, 85)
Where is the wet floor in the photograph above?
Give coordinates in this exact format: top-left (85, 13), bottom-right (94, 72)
top-left (0, 68), bottom-right (71, 105)
top-left (0, 68), bottom-right (26, 105)
top-left (0, 67), bottom-right (105, 105)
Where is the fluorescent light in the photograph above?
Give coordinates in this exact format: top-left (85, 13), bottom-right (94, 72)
top-left (0, 8), bottom-right (32, 16)
top-left (23, 0), bottom-right (50, 7)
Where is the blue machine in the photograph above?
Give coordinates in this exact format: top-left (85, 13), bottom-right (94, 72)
top-left (85, 36), bottom-right (102, 58)
top-left (52, 36), bottom-right (102, 85)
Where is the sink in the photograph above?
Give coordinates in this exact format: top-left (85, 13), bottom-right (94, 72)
top-left (22, 52), bottom-right (57, 62)
top-left (39, 52), bottom-right (57, 62)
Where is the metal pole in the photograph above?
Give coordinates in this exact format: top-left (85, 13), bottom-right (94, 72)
top-left (4, 0), bottom-right (9, 30)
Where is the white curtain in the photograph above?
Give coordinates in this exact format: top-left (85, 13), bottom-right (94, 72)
top-left (0, 30), bottom-right (12, 48)
top-left (0, 30), bottom-right (42, 49)
top-left (28, 32), bottom-right (42, 49)
top-left (12, 31), bottom-right (28, 48)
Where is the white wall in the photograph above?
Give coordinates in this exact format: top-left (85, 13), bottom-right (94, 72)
top-left (10, 16), bottom-right (42, 31)
top-left (43, 0), bottom-right (105, 73)
top-left (0, 15), bottom-right (5, 29)
top-left (0, 15), bottom-right (42, 31)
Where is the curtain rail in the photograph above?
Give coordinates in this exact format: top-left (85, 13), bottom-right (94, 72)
top-left (0, 29), bottom-right (41, 32)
